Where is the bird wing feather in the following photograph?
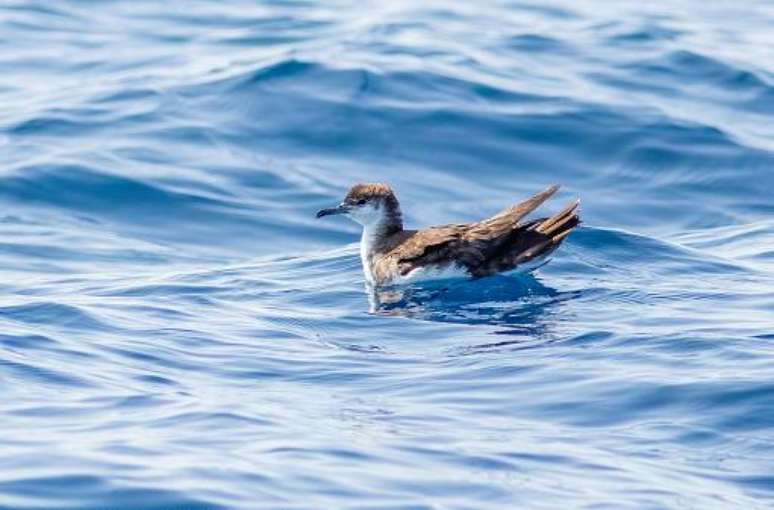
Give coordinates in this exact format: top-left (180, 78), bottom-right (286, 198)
top-left (390, 225), bottom-right (465, 262)
top-left (384, 184), bottom-right (575, 278)
top-left (463, 184), bottom-right (559, 240)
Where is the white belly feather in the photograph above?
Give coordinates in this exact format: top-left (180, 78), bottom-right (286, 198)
top-left (397, 263), bottom-right (469, 284)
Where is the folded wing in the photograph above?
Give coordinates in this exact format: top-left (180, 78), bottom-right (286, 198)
top-left (391, 185), bottom-right (580, 278)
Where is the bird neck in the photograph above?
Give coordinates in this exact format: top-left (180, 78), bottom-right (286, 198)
top-left (359, 209), bottom-right (402, 284)
top-left (360, 220), bottom-right (401, 255)
top-left (361, 204), bottom-right (402, 251)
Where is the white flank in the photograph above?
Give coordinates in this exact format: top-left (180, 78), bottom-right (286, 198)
top-left (397, 263), bottom-right (469, 284)
top-left (360, 225), bottom-right (378, 284)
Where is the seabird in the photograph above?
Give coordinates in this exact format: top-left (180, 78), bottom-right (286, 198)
top-left (317, 183), bottom-right (580, 286)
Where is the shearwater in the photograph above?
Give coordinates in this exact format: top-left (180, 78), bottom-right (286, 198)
top-left (317, 183), bottom-right (580, 286)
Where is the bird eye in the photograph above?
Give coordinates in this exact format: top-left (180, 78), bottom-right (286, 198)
top-left (356, 199), bottom-right (367, 205)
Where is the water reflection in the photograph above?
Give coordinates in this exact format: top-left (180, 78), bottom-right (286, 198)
top-left (366, 274), bottom-right (577, 344)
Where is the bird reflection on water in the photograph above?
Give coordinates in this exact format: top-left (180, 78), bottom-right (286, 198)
top-left (366, 273), bottom-right (580, 352)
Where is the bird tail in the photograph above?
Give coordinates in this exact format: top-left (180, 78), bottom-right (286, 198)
top-left (509, 199), bottom-right (581, 265)
top-left (466, 184), bottom-right (561, 241)
top-left (467, 199), bottom-right (581, 277)
top-left (533, 198), bottom-right (581, 243)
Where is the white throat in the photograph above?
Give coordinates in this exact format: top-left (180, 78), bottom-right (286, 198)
top-left (359, 223), bottom-right (380, 284)
top-left (349, 204), bottom-right (401, 284)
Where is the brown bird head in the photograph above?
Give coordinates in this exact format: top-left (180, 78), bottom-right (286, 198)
top-left (317, 183), bottom-right (403, 231)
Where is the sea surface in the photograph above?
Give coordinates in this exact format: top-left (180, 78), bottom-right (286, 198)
top-left (1, 1), bottom-right (773, 509)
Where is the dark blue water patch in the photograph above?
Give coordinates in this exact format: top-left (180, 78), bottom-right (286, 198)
top-left (146, 410), bottom-right (274, 430)
top-left (133, 373), bottom-right (178, 387)
top-left (0, 240), bottom-right (170, 267)
top-left (507, 1), bottom-right (578, 19)
top-left (9, 115), bottom-right (108, 138)
top-left (0, 333), bottom-right (58, 350)
top-left (371, 275), bottom-right (573, 335)
top-left (604, 23), bottom-right (684, 45)
top-left (0, 332), bottom-right (98, 369)
top-left (527, 379), bottom-right (755, 429)
top-left (649, 50), bottom-right (770, 91)
top-left (0, 163), bottom-right (328, 256)
top-left (705, 382), bottom-right (774, 432)
top-left (207, 58), bottom-right (315, 92)
top-left (92, 88), bottom-right (161, 105)
top-left (570, 227), bottom-right (753, 276)
top-left (614, 50), bottom-right (774, 113)
top-left (214, 33), bottom-right (308, 47)
top-left (222, 91), bottom-right (610, 175)
top-left (99, 283), bottom-right (229, 298)
top-left (723, 475), bottom-right (774, 497)
top-left (504, 33), bottom-right (574, 54)
top-left (0, 357), bottom-right (95, 389)
top-left (0, 475), bottom-right (225, 510)
top-left (0, 302), bottom-right (111, 331)
top-left (0, 163), bottom-right (223, 213)
top-left (210, 58), bottom-right (554, 110)
top-left (6, 103), bottom-right (163, 138)
top-left (2, 3), bottom-right (77, 19)
top-left (99, 345), bottom-right (203, 373)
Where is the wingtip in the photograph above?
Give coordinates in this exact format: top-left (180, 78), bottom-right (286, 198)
top-left (535, 197), bottom-right (581, 235)
top-left (551, 228), bottom-right (574, 243)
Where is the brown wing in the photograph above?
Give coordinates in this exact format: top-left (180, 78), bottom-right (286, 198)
top-left (388, 185), bottom-right (579, 278)
top-left (387, 224), bottom-right (472, 276)
top-left (468, 199), bottom-right (581, 277)
top-left (464, 184), bottom-right (559, 240)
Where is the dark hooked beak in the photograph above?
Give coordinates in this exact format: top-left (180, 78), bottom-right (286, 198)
top-left (316, 204), bottom-right (349, 218)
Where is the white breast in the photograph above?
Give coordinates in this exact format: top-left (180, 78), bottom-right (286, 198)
top-left (360, 227), bottom-right (376, 284)
top-left (360, 230), bottom-right (468, 285)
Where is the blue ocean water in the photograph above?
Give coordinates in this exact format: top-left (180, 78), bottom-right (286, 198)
top-left (1, 0), bottom-right (773, 508)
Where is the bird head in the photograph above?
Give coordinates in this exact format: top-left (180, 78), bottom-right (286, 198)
top-left (316, 183), bottom-right (402, 229)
